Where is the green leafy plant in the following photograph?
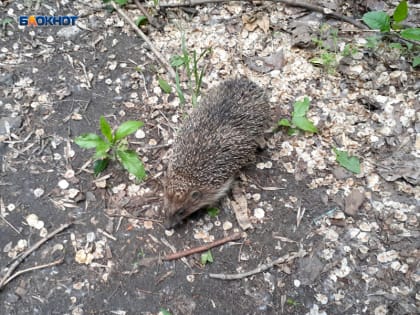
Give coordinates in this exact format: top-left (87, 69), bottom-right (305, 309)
top-left (278, 97), bottom-right (318, 135)
top-left (334, 148), bottom-right (361, 174)
top-left (207, 207), bottom-right (220, 218)
top-left (102, 0), bottom-right (128, 5)
top-left (135, 15), bottom-right (148, 26)
top-left (1, 17), bottom-right (13, 29)
top-left (169, 32), bottom-right (211, 106)
top-left (159, 308), bottom-right (171, 315)
top-left (362, 0), bottom-right (419, 66)
top-left (200, 250), bottom-right (214, 265)
top-left (286, 297), bottom-right (300, 306)
top-left (309, 26), bottom-right (346, 74)
top-left (75, 116), bottom-right (146, 180)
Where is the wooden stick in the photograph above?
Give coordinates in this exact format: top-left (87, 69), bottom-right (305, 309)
top-left (209, 249), bottom-right (306, 280)
top-left (0, 221), bottom-right (73, 290)
top-left (162, 232), bottom-right (242, 261)
top-left (111, 1), bottom-right (176, 79)
top-left (0, 258), bottom-right (64, 288)
top-left (142, 0), bottom-right (367, 30)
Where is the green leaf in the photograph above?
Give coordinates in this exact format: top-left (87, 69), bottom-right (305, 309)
top-left (93, 158), bottom-right (109, 176)
top-left (115, 121), bottom-right (144, 141)
top-left (135, 15), bottom-right (148, 26)
top-left (174, 71), bottom-right (185, 104)
top-left (200, 250), bottom-right (213, 265)
top-left (393, 0), bottom-right (408, 23)
top-left (158, 78), bottom-right (172, 93)
top-left (117, 150), bottom-right (146, 180)
top-left (362, 11), bottom-right (390, 32)
top-left (401, 28), bottom-right (420, 41)
top-left (1, 18), bottom-right (13, 27)
top-left (75, 133), bottom-right (107, 149)
top-left (287, 128), bottom-right (298, 136)
top-left (170, 55), bottom-right (185, 67)
top-left (413, 56), bottom-right (420, 67)
top-left (114, 0), bottom-right (128, 5)
top-left (292, 116), bottom-right (318, 133)
top-left (293, 97), bottom-right (311, 117)
top-left (278, 118), bottom-right (291, 127)
top-left (93, 141), bottom-right (111, 159)
top-left (207, 207), bottom-right (220, 217)
top-left (99, 116), bottom-right (113, 142)
top-left (159, 309), bottom-right (171, 315)
top-left (389, 42), bottom-right (404, 50)
top-left (334, 148), bottom-right (361, 174)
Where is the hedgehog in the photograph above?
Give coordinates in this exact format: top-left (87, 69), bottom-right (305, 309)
top-left (163, 77), bottom-right (269, 229)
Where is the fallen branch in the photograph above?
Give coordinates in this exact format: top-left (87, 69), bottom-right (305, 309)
top-left (141, 0), bottom-right (367, 29)
top-left (0, 258), bottom-right (64, 288)
top-left (162, 232), bottom-right (242, 261)
top-left (110, 1), bottom-right (176, 79)
top-left (0, 221), bottom-right (73, 290)
top-left (274, 0), bottom-right (367, 29)
top-left (209, 249), bottom-right (306, 280)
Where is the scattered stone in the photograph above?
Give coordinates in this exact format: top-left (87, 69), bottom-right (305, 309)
top-left (344, 189), bottom-right (364, 216)
top-left (0, 116), bottom-right (22, 135)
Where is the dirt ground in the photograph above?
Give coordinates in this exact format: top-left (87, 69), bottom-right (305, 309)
top-left (0, 1), bottom-right (419, 315)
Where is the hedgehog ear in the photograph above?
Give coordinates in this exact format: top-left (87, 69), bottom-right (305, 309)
top-left (190, 190), bottom-right (202, 200)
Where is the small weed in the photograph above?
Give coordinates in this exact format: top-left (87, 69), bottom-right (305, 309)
top-left (207, 207), bottom-right (220, 218)
top-left (278, 97), bottom-right (318, 135)
top-left (1, 17), bottom-right (13, 29)
top-left (159, 308), bottom-right (171, 315)
top-left (286, 297), bottom-right (300, 307)
top-left (362, 0), bottom-right (419, 66)
top-left (169, 32), bottom-right (211, 106)
top-left (309, 25), bottom-right (344, 73)
top-left (334, 148), bottom-right (361, 174)
top-left (75, 116), bottom-right (146, 180)
top-left (200, 250), bottom-right (214, 265)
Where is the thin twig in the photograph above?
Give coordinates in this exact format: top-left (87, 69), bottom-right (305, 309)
top-left (133, 0), bottom-right (161, 29)
top-left (162, 232), bottom-right (243, 261)
top-left (0, 258), bottom-right (64, 288)
top-left (274, 0), bottom-right (368, 29)
top-left (209, 249), bottom-right (306, 280)
top-left (142, 0), bottom-right (367, 29)
top-left (0, 221), bottom-right (73, 290)
top-left (111, 1), bottom-right (176, 79)
top-left (0, 215), bottom-right (21, 234)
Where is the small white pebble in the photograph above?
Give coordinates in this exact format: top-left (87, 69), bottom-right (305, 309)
top-left (377, 250), bottom-right (398, 263)
top-left (148, 139), bottom-right (157, 146)
top-left (222, 221), bottom-right (233, 231)
top-left (34, 188), bottom-right (45, 198)
top-left (26, 214), bottom-right (39, 227)
top-left (39, 227), bottom-right (48, 237)
top-left (135, 129), bottom-right (145, 139)
top-left (165, 229), bottom-right (174, 236)
top-left (64, 169), bottom-right (75, 179)
top-left (252, 193), bottom-right (261, 202)
top-left (46, 36), bottom-right (54, 43)
top-left (186, 274), bottom-right (195, 282)
top-left (7, 203), bottom-right (16, 211)
top-left (58, 179), bottom-right (69, 189)
top-left (293, 279), bottom-right (301, 287)
top-left (315, 293), bottom-right (328, 305)
top-left (95, 180), bottom-right (107, 189)
top-left (253, 208), bottom-right (265, 219)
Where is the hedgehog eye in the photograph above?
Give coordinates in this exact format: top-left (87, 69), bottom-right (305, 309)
top-left (190, 190), bottom-right (202, 200)
top-left (177, 208), bottom-right (185, 217)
